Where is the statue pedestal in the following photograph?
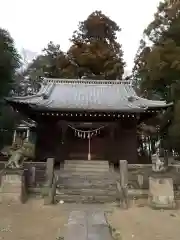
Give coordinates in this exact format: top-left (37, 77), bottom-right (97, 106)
top-left (148, 176), bottom-right (176, 209)
top-left (0, 169), bottom-right (26, 204)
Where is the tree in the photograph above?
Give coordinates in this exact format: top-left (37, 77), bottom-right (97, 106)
top-left (132, 1), bottom-right (180, 153)
top-left (19, 41), bottom-right (75, 83)
top-left (133, 1), bottom-right (180, 97)
top-left (0, 28), bottom-right (21, 99)
top-left (0, 28), bottom-right (21, 148)
top-left (13, 42), bottom-right (65, 96)
top-left (67, 11), bottom-right (125, 79)
top-left (22, 12), bottom-right (125, 81)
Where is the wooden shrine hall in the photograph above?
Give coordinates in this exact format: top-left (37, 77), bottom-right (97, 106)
top-left (6, 78), bottom-right (172, 164)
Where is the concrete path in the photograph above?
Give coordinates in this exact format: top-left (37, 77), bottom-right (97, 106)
top-left (64, 210), bottom-right (112, 240)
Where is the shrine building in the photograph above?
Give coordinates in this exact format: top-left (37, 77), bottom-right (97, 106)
top-left (5, 78), bottom-right (172, 165)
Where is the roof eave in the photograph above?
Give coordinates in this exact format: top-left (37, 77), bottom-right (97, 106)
top-left (146, 102), bottom-right (173, 109)
top-left (5, 99), bottom-right (173, 113)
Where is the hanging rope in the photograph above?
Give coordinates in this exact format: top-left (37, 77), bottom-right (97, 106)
top-left (67, 124), bottom-right (108, 139)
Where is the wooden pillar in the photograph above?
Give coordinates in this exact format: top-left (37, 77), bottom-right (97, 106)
top-left (108, 123), bottom-right (116, 164)
top-left (119, 118), bottom-right (138, 164)
top-left (35, 123), bottom-right (46, 161)
top-left (12, 129), bottom-right (17, 143)
top-left (59, 121), bottom-right (68, 164)
top-left (164, 149), bottom-right (169, 167)
top-left (35, 122), bottom-right (61, 161)
top-left (26, 128), bottom-right (30, 141)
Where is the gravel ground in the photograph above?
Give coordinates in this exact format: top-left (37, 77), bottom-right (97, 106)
top-left (1, 200), bottom-right (180, 240)
top-left (107, 204), bottom-right (180, 240)
top-left (0, 199), bottom-right (69, 240)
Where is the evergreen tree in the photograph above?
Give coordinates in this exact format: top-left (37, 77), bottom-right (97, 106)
top-left (0, 28), bottom-right (21, 148)
top-left (132, 1), bottom-right (180, 153)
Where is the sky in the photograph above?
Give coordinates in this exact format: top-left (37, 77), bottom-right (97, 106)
top-left (0, 0), bottom-right (161, 71)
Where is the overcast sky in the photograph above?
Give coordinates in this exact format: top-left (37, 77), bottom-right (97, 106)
top-left (0, 0), bottom-right (160, 70)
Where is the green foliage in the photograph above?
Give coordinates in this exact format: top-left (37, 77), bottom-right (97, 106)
top-left (133, 1), bottom-right (180, 98)
top-left (0, 28), bottom-right (21, 99)
top-left (168, 101), bottom-right (180, 151)
top-left (23, 41), bottom-right (74, 79)
top-left (0, 28), bottom-right (21, 148)
top-left (22, 42), bottom-right (63, 80)
top-left (68, 11), bottom-right (125, 79)
top-left (72, 11), bottom-right (121, 42)
top-left (132, 1), bottom-right (180, 153)
top-left (0, 105), bottom-right (21, 149)
top-left (24, 11), bottom-right (125, 81)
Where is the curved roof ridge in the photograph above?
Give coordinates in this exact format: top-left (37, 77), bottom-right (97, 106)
top-left (5, 82), bottom-right (56, 102)
top-left (5, 77), bottom-right (172, 112)
top-left (43, 77), bottom-right (132, 85)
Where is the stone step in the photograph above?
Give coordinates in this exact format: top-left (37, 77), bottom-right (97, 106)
top-left (58, 175), bottom-right (115, 180)
top-left (56, 188), bottom-right (117, 196)
top-left (57, 181), bottom-right (116, 189)
top-left (63, 166), bottom-right (109, 171)
top-left (63, 166), bottom-right (109, 172)
top-left (58, 173), bottom-right (115, 179)
top-left (59, 170), bottom-right (115, 177)
top-left (58, 177), bottom-right (118, 183)
top-left (64, 160), bottom-right (109, 166)
top-left (55, 194), bottom-right (116, 203)
top-left (57, 187), bottom-right (117, 192)
top-left (63, 163), bottom-right (109, 169)
top-left (58, 176), bottom-right (118, 182)
top-left (55, 160), bottom-right (117, 204)
top-left (62, 166), bottom-right (109, 170)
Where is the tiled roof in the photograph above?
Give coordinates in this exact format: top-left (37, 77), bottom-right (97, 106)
top-left (6, 78), bottom-right (172, 112)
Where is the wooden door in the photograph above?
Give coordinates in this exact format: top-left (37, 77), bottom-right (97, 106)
top-left (67, 127), bottom-right (107, 160)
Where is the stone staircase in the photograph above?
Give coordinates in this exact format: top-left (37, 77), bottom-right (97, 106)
top-left (55, 160), bottom-right (118, 203)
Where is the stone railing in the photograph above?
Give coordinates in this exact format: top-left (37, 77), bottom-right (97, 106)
top-left (0, 158), bottom-right (55, 204)
top-left (23, 162), bottom-right (47, 188)
top-left (126, 163), bottom-right (180, 189)
top-left (117, 160), bottom-right (179, 209)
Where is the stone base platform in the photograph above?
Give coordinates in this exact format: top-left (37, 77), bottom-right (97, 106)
top-left (148, 176), bottom-right (176, 209)
top-left (0, 169), bottom-right (27, 204)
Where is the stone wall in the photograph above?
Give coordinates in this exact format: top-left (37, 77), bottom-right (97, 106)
top-left (127, 164), bottom-right (180, 191)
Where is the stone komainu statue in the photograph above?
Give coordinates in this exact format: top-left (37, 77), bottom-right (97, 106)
top-left (6, 140), bottom-right (35, 169)
top-left (152, 153), bottom-right (166, 172)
